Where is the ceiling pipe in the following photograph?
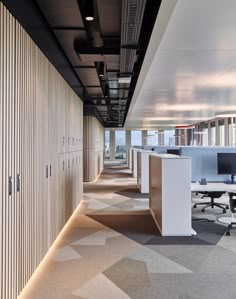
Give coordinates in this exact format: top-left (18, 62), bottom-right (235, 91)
top-left (77, 0), bottom-right (103, 48)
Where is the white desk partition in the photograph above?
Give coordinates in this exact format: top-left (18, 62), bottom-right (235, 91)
top-left (137, 150), bottom-right (153, 193)
top-left (131, 148), bottom-right (139, 178)
top-left (129, 148), bottom-right (133, 170)
top-left (149, 154), bottom-right (192, 236)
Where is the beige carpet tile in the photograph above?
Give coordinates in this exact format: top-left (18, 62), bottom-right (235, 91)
top-left (72, 273), bottom-right (131, 299)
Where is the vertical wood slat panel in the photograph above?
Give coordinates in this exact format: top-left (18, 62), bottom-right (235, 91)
top-left (0, 3), bottom-right (84, 298)
top-left (0, 3), bottom-right (3, 298)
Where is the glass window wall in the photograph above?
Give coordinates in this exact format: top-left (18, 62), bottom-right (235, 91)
top-left (115, 130), bottom-right (126, 160)
top-left (105, 130), bottom-right (110, 160)
top-left (131, 130), bottom-right (142, 146)
top-left (146, 130), bottom-right (158, 146)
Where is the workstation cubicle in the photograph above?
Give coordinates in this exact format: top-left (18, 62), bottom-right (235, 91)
top-left (130, 146), bottom-right (236, 236)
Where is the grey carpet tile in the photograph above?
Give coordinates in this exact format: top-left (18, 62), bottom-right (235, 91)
top-left (103, 257), bottom-right (152, 293)
top-left (104, 270), bottom-right (236, 299)
top-left (115, 188), bottom-right (149, 199)
top-left (87, 214), bottom-right (161, 244)
top-left (146, 245), bottom-right (217, 272)
top-left (146, 220), bottom-right (227, 245)
top-left (134, 273), bottom-right (236, 299)
top-left (197, 245), bottom-right (236, 274)
top-left (192, 220), bottom-right (227, 244)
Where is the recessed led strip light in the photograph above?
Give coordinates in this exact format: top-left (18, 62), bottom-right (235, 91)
top-left (215, 111), bottom-right (236, 118)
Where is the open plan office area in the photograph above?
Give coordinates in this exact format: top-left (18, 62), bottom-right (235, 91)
top-left (1, 0), bottom-right (236, 298)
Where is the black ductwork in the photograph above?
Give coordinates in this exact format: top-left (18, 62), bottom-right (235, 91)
top-left (77, 0), bottom-right (103, 48)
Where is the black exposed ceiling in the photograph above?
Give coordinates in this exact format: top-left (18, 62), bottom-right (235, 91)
top-left (2, 0), bottom-right (162, 127)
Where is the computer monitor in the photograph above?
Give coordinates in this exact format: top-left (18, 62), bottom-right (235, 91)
top-left (167, 149), bottom-right (180, 155)
top-left (217, 153), bottom-right (236, 184)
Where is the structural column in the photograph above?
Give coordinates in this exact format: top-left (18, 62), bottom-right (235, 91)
top-left (110, 130), bottom-right (115, 160)
top-left (224, 118), bottom-right (229, 146)
top-left (215, 120), bottom-right (220, 146)
top-left (126, 130), bottom-right (131, 164)
top-left (158, 130), bottom-right (164, 146)
top-left (208, 122), bottom-right (211, 146)
top-left (142, 130), bottom-right (148, 146)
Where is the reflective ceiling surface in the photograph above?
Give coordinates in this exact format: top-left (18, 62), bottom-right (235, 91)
top-left (126, 0), bottom-right (236, 129)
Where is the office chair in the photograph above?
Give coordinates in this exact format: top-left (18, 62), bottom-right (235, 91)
top-left (218, 192), bottom-right (236, 236)
top-left (193, 191), bottom-right (229, 213)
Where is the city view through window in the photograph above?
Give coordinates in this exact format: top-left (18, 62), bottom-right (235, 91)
top-left (105, 129), bottom-right (175, 160)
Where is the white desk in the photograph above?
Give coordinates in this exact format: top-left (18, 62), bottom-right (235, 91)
top-left (191, 182), bottom-right (236, 192)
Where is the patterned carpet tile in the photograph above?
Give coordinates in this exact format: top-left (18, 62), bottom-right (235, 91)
top-left (87, 214), bottom-right (161, 245)
top-left (19, 164), bottom-right (236, 299)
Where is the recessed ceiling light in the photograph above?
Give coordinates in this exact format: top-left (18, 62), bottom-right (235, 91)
top-left (85, 0), bottom-right (94, 21)
top-left (85, 16), bottom-right (94, 21)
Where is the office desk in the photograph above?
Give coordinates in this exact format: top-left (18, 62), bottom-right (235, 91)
top-left (191, 182), bottom-right (236, 192)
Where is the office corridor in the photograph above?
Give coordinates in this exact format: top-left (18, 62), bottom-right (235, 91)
top-left (19, 165), bottom-right (236, 299)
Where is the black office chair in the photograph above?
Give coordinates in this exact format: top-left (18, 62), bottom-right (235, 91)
top-left (225, 192), bottom-right (236, 236)
top-left (193, 191), bottom-right (229, 213)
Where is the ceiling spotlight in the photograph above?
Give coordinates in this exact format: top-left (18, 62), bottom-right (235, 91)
top-left (85, 0), bottom-right (94, 21)
top-left (97, 61), bottom-right (104, 77)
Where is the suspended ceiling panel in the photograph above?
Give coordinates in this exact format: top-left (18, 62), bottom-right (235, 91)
top-left (36, 0), bottom-right (84, 27)
top-left (53, 30), bottom-right (87, 66)
top-left (126, 0), bottom-right (236, 129)
top-left (97, 0), bottom-right (121, 36)
top-left (75, 68), bottom-right (101, 86)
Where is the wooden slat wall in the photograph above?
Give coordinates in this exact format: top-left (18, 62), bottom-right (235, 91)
top-left (83, 116), bottom-right (104, 182)
top-left (0, 3), bottom-right (83, 298)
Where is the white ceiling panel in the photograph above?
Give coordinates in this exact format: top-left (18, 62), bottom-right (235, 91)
top-left (126, 0), bottom-right (236, 129)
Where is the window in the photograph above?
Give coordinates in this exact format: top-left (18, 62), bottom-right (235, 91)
top-left (219, 119), bottom-right (225, 146)
top-left (229, 118), bottom-right (236, 146)
top-left (202, 126), bottom-right (208, 146)
top-left (147, 131), bottom-right (158, 146)
top-left (105, 130), bottom-right (110, 160)
top-left (164, 130), bottom-right (175, 146)
top-left (115, 130), bottom-right (126, 160)
top-left (131, 130), bottom-right (142, 146)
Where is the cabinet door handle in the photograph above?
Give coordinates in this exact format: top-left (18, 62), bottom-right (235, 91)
top-left (16, 174), bottom-right (20, 192)
top-left (46, 165), bottom-right (48, 178)
top-left (50, 165), bottom-right (52, 177)
top-left (63, 136), bottom-right (65, 145)
top-left (9, 176), bottom-right (12, 196)
top-left (63, 161), bottom-right (65, 171)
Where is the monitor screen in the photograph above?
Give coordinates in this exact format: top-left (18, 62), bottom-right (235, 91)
top-left (217, 153), bottom-right (236, 174)
top-left (167, 149), bottom-right (180, 155)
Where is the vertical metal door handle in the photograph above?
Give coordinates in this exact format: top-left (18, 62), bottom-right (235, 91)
top-left (9, 176), bottom-right (12, 196)
top-left (50, 165), bottom-right (52, 177)
top-left (63, 136), bottom-right (65, 145)
top-left (63, 161), bottom-right (65, 171)
top-left (46, 165), bottom-right (48, 178)
top-left (16, 174), bottom-right (20, 192)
